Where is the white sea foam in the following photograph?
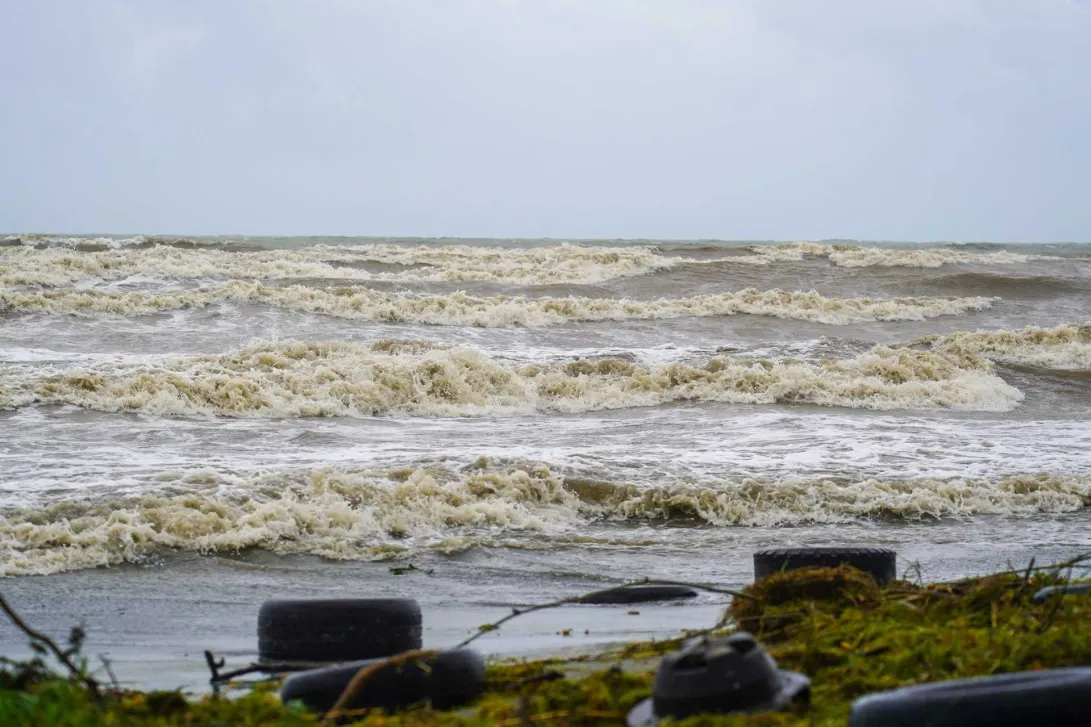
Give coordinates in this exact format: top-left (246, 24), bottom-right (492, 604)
top-left (1, 464), bottom-right (1087, 576)
top-left (0, 284), bottom-right (996, 327)
top-left (0, 338), bottom-right (1023, 418)
top-left (737, 242), bottom-right (1041, 267)
top-left (0, 243), bottom-right (673, 286)
top-left (3, 234), bottom-right (150, 249)
top-left (924, 322), bottom-right (1091, 370)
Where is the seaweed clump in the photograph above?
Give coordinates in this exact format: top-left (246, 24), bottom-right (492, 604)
top-left (728, 566), bottom-right (880, 637)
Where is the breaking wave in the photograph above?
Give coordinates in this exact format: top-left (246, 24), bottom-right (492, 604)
top-left (2, 463), bottom-right (1088, 576)
top-left (739, 242), bottom-right (1042, 267)
top-left (0, 284), bottom-right (996, 327)
top-left (2, 234), bottom-right (153, 250)
top-left (0, 243), bottom-right (673, 286)
top-left (0, 338), bottom-right (1023, 417)
top-left (923, 323), bottom-right (1091, 371)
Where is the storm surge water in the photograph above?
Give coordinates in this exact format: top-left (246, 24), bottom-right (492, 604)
top-left (1, 236), bottom-right (1090, 585)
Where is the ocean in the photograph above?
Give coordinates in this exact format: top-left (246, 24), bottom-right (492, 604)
top-left (1, 235), bottom-right (1089, 689)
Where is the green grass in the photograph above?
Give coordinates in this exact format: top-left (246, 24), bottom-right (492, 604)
top-left (3, 565), bottom-right (1091, 725)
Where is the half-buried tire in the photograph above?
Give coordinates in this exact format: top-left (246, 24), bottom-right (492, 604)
top-left (849, 667), bottom-right (1091, 726)
top-left (754, 548), bottom-right (897, 585)
top-left (258, 599), bottom-right (422, 663)
top-left (280, 649), bottom-right (486, 713)
top-left (577, 585), bottom-right (698, 605)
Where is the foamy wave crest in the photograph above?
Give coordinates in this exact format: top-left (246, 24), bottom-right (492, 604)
top-left (0, 283), bottom-right (996, 326)
top-left (2, 464), bottom-right (1088, 575)
top-left (0, 338), bottom-right (1022, 417)
top-left (925, 323), bottom-right (1091, 371)
top-left (738, 242), bottom-right (1039, 268)
top-left (0, 240), bottom-right (1050, 287)
top-left (3, 234), bottom-right (151, 249)
top-left (575, 472), bottom-right (1091, 524)
top-left (0, 243), bottom-right (672, 286)
top-left (0, 465), bottom-right (585, 575)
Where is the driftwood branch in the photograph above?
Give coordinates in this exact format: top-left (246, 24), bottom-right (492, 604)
top-left (202, 651), bottom-right (364, 691)
top-left (0, 591), bottom-right (101, 700)
top-left (203, 650), bottom-right (225, 693)
top-left (456, 577), bottom-right (755, 649)
top-left (203, 650), bottom-right (291, 693)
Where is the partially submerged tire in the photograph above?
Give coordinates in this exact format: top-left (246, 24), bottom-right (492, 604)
top-left (754, 548), bottom-right (896, 585)
top-left (849, 667), bottom-right (1091, 726)
top-left (258, 599), bottom-right (422, 662)
top-left (578, 585), bottom-right (698, 605)
top-left (280, 649), bottom-right (485, 713)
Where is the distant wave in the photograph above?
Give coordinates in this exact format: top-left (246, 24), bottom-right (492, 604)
top-left (0, 239), bottom-right (1060, 288)
top-left (907, 272), bottom-right (1089, 298)
top-left (0, 337), bottom-right (1024, 418)
top-left (0, 284), bottom-right (997, 327)
top-left (3, 234), bottom-right (155, 249)
top-left (1, 462), bottom-right (1087, 575)
top-left (737, 242), bottom-right (1045, 267)
top-left (0, 242), bottom-right (674, 286)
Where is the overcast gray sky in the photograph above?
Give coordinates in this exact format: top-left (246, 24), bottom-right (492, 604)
top-left (2, 1), bottom-right (1088, 241)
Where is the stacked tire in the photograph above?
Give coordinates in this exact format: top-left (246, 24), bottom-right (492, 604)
top-left (258, 598), bottom-right (422, 663)
top-left (258, 597), bottom-right (484, 713)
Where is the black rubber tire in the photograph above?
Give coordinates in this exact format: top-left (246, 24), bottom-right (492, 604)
top-left (280, 649), bottom-right (485, 713)
top-left (577, 585), bottom-right (698, 605)
top-left (258, 599), bottom-right (422, 662)
top-left (849, 667), bottom-right (1091, 726)
top-left (430, 649), bottom-right (488, 710)
top-left (753, 548), bottom-right (896, 585)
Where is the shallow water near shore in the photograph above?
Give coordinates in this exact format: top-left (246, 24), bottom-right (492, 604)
top-left (1, 520), bottom-right (1089, 691)
top-left (1, 236), bottom-right (1089, 689)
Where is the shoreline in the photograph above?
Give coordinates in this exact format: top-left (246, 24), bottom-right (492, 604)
top-left (4, 558), bottom-right (1091, 725)
top-left (3, 539), bottom-right (1089, 692)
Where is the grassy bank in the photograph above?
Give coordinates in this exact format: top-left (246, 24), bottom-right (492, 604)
top-left (3, 563), bottom-right (1090, 725)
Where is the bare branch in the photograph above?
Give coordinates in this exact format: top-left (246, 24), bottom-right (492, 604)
top-left (0, 591), bottom-right (101, 700)
top-left (456, 578), bottom-right (755, 649)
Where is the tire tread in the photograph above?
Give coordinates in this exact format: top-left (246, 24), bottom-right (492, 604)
top-left (258, 598), bottom-right (422, 662)
top-left (753, 547), bottom-right (897, 585)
